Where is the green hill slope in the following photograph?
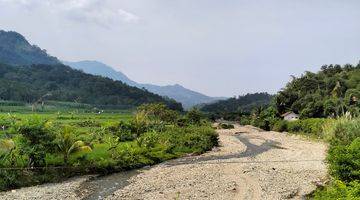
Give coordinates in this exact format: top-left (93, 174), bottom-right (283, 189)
top-left (0, 30), bottom-right (59, 66)
top-left (0, 63), bottom-right (182, 110)
top-left (201, 93), bottom-right (273, 114)
top-left (0, 30), bottom-right (182, 110)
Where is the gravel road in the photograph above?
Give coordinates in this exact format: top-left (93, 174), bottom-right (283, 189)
top-left (0, 125), bottom-right (328, 200)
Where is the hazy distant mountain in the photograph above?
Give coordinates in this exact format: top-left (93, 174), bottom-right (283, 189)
top-left (64, 60), bottom-right (224, 108)
top-left (141, 83), bottom-right (224, 109)
top-left (62, 60), bottom-right (137, 86)
top-left (0, 30), bottom-right (60, 66)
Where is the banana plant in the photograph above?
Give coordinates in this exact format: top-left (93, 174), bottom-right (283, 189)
top-left (57, 126), bottom-right (92, 165)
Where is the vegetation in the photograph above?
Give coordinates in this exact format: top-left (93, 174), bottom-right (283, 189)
top-left (272, 118), bottom-right (330, 138)
top-left (0, 103), bottom-right (217, 191)
top-left (0, 63), bottom-right (183, 111)
top-left (0, 30), bottom-right (60, 66)
top-left (275, 63), bottom-right (360, 118)
top-left (201, 93), bottom-right (273, 120)
top-left (313, 118), bottom-right (360, 199)
top-left (200, 62), bottom-right (360, 199)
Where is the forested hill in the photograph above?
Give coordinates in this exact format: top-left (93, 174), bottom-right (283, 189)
top-left (0, 30), bottom-right (183, 110)
top-left (275, 63), bottom-right (360, 118)
top-left (0, 63), bottom-right (183, 110)
top-left (0, 30), bottom-right (60, 66)
top-left (201, 93), bottom-right (273, 113)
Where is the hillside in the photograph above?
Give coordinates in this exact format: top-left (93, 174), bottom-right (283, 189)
top-left (201, 93), bottom-right (273, 114)
top-left (0, 30), bottom-right (60, 66)
top-left (63, 60), bottom-right (223, 109)
top-left (0, 30), bottom-right (182, 110)
top-left (275, 63), bottom-right (360, 118)
top-left (0, 63), bottom-right (182, 110)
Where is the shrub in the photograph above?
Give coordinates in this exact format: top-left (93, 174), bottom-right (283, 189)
top-left (272, 120), bottom-right (288, 132)
top-left (312, 118), bottom-right (360, 198)
top-left (13, 118), bottom-right (56, 167)
top-left (314, 180), bottom-right (360, 200)
top-left (186, 108), bottom-right (204, 125)
top-left (324, 118), bottom-right (360, 146)
top-left (328, 138), bottom-right (360, 182)
top-left (282, 118), bottom-right (329, 137)
top-left (238, 116), bottom-right (251, 126)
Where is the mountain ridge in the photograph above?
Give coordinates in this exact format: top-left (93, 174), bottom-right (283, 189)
top-left (0, 30), bottom-right (183, 110)
top-left (0, 30), bottom-right (60, 66)
top-left (64, 60), bottom-right (225, 108)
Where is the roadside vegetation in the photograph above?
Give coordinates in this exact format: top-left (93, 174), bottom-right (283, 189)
top-left (312, 118), bottom-right (360, 199)
top-left (0, 103), bottom-right (218, 191)
top-left (203, 62), bottom-right (360, 199)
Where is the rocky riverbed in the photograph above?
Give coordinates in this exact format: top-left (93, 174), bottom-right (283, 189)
top-left (0, 125), bottom-right (328, 200)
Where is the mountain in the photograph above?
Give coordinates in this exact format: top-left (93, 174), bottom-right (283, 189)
top-left (201, 93), bottom-right (273, 113)
top-left (62, 60), bottom-right (137, 86)
top-left (0, 30), bottom-right (183, 111)
top-left (0, 30), bottom-right (60, 66)
top-left (0, 63), bottom-right (182, 110)
top-left (63, 60), bottom-right (223, 109)
top-left (140, 83), bottom-right (224, 109)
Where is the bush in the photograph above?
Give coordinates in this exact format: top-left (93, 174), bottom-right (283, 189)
top-left (311, 118), bottom-right (360, 199)
top-left (273, 118), bottom-right (330, 138)
top-left (324, 118), bottom-right (360, 146)
top-left (13, 118), bottom-right (56, 167)
top-left (272, 120), bottom-right (288, 132)
top-left (186, 108), bottom-right (204, 125)
top-left (328, 138), bottom-right (360, 182)
top-left (314, 180), bottom-right (360, 200)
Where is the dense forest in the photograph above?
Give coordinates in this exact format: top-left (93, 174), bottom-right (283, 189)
top-left (0, 63), bottom-right (183, 111)
top-left (200, 93), bottom-right (273, 118)
top-left (275, 63), bottom-right (360, 118)
top-left (0, 30), bottom-right (59, 66)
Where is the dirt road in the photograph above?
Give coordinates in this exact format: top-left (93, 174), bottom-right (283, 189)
top-left (0, 125), bottom-right (328, 200)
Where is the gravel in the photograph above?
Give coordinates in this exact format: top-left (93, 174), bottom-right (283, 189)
top-left (107, 125), bottom-right (328, 200)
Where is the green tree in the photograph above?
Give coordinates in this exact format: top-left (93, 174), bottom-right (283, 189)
top-left (56, 126), bottom-right (92, 165)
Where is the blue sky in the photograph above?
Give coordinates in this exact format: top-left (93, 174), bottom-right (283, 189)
top-left (0, 0), bottom-right (359, 97)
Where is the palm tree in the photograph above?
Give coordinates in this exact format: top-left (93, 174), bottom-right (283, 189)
top-left (56, 126), bottom-right (92, 165)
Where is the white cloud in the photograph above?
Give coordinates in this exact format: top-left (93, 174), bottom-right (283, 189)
top-left (118, 9), bottom-right (140, 23)
top-left (0, 0), bottom-right (140, 27)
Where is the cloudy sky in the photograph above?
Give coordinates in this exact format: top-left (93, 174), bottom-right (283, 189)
top-left (0, 0), bottom-right (359, 97)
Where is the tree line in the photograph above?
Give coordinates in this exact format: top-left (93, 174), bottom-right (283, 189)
top-left (0, 63), bottom-right (183, 111)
